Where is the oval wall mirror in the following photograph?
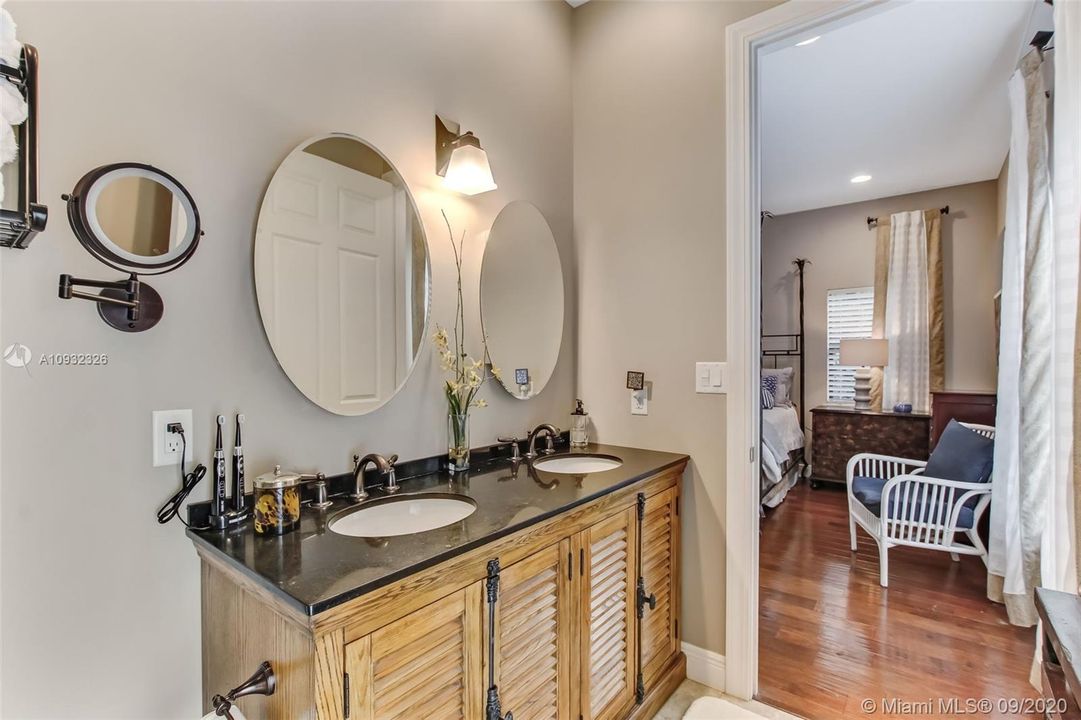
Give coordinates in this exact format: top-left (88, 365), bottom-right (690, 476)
top-left (481, 201), bottom-right (564, 399)
top-left (254, 134), bottom-right (431, 416)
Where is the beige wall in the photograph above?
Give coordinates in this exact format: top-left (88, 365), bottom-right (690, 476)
top-left (762, 180), bottom-right (1003, 418)
top-left (573, 0), bottom-right (779, 658)
top-left (1, 3), bottom-right (574, 717)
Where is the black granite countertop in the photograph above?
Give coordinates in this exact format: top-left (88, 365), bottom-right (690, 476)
top-left (188, 443), bottom-right (687, 617)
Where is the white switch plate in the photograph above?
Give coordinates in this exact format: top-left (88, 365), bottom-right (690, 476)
top-left (695, 362), bottom-right (727, 394)
top-left (152, 409), bottom-right (194, 467)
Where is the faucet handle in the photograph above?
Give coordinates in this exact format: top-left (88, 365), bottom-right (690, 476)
top-left (498, 436), bottom-right (522, 461)
top-left (387, 454), bottom-right (399, 467)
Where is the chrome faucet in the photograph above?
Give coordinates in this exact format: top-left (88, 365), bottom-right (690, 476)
top-left (351, 453), bottom-right (399, 501)
top-left (526, 424), bottom-right (560, 459)
top-left (497, 435), bottom-right (523, 462)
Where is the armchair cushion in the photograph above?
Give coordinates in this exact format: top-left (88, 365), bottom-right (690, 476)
top-left (924, 420), bottom-right (995, 485)
top-left (852, 476), bottom-right (976, 529)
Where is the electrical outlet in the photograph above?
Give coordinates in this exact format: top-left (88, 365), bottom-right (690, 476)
top-left (152, 409), bottom-right (193, 467)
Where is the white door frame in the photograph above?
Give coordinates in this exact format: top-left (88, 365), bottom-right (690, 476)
top-left (723, 0), bottom-right (893, 700)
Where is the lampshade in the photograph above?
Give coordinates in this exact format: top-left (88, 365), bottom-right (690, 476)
top-left (442, 143), bottom-right (497, 196)
top-left (840, 338), bottom-right (888, 367)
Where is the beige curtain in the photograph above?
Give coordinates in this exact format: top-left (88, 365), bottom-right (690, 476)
top-left (869, 208), bottom-right (944, 411)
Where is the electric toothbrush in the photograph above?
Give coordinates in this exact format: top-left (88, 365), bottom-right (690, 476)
top-left (209, 415), bottom-right (228, 529)
top-left (232, 413), bottom-right (246, 515)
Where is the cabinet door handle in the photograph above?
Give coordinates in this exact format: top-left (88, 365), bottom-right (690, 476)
top-left (636, 578), bottom-right (656, 618)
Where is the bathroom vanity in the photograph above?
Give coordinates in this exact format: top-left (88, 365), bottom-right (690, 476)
top-left (190, 444), bottom-right (688, 720)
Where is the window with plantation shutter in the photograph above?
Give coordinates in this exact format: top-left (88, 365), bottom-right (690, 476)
top-left (826, 287), bottom-right (874, 402)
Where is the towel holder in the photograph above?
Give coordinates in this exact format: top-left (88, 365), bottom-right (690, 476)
top-left (0, 44), bottom-right (47, 249)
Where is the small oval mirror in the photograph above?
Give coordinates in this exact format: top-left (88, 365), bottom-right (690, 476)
top-left (481, 201), bottom-right (564, 399)
top-left (66, 163), bottom-right (201, 274)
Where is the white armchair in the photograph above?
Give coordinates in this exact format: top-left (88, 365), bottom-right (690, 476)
top-left (846, 423), bottom-right (995, 587)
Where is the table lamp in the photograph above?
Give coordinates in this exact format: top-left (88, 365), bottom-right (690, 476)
top-left (840, 338), bottom-right (888, 410)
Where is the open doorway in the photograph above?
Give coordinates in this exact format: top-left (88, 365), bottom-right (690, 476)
top-left (725, 0), bottom-right (1064, 716)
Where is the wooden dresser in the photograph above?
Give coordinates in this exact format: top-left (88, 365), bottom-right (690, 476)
top-left (931, 390), bottom-right (997, 448)
top-left (1036, 587), bottom-right (1081, 719)
top-left (810, 405), bottom-right (931, 488)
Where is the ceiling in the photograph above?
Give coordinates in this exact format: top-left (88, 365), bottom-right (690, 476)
top-left (761, 0), bottom-right (1042, 215)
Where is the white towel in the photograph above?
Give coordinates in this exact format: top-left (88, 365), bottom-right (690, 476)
top-left (0, 8), bottom-right (21, 68)
top-left (0, 78), bottom-right (25, 125)
top-left (0, 122), bottom-right (15, 165)
top-left (0, 121), bottom-right (14, 200)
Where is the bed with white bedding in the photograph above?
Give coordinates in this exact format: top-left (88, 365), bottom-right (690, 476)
top-left (760, 257), bottom-right (810, 508)
top-left (760, 404), bottom-right (806, 508)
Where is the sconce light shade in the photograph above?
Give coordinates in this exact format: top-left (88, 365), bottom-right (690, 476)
top-left (436, 115), bottom-right (497, 196)
top-left (443, 143), bottom-right (497, 195)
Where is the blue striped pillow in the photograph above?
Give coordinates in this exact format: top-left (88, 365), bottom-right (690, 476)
top-left (761, 375), bottom-right (777, 409)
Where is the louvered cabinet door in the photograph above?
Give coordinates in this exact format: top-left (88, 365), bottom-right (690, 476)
top-left (639, 488), bottom-right (680, 689)
top-left (489, 541), bottom-right (575, 720)
top-left (579, 507), bottom-right (637, 720)
top-left (345, 583), bottom-right (483, 720)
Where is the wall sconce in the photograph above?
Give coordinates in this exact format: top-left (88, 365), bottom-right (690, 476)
top-left (435, 115), bottom-right (497, 196)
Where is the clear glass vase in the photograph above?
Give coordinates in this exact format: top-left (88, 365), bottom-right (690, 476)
top-left (447, 412), bottom-right (470, 473)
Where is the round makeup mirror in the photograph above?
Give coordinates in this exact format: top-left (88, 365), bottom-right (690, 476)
top-left (254, 134), bottom-right (431, 416)
top-left (60, 163), bottom-right (202, 332)
top-left (481, 201), bottom-right (564, 399)
top-left (65, 163), bottom-right (201, 274)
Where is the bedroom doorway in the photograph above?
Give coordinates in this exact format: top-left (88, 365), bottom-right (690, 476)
top-left (725, 0), bottom-right (1057, 716)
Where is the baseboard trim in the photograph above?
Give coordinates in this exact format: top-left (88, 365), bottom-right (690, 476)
top-left (682, 642), bottom-right (726, 691)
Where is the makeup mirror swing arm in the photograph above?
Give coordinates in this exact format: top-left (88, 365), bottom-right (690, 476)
top-left (56, 165), bottom-right (202, 333)
top-left (58, 273), bottom-right (141, 319)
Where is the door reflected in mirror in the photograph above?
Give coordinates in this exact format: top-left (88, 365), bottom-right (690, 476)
top-left (95, 176), bottom-right (190, 257)
top-left (481, 201), bottom-right (564, 399)
top-left (254, 134), bottom-right (431, 416)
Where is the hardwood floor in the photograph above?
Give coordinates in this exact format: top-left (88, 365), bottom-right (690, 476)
top-left (757, 482), bottom-right (1038, 719)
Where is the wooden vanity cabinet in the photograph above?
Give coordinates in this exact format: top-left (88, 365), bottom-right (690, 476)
top-left (580, 507), bottom-right (638, 720)
top-left (638, 488), bottom-right (679, 690)
top-left (200, 464), bottom-right (685, 720)
top-left (343, 583), bottom-right (485, 720)
top-left (490, 540), bottom-right (576, 720)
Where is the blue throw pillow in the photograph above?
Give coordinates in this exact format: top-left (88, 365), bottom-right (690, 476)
top-left (761, 375), bottom-right (777, 409)
top-left (924, 420), bottom-right (995, 484)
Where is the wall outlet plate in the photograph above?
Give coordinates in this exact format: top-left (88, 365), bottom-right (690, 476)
top-left (152, 409), bottom-right (194, 467)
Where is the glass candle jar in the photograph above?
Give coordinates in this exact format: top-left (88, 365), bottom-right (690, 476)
top-left (253, 467), bottom-right (301, 535)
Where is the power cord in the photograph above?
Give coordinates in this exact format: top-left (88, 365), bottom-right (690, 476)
top-left (156, 425), bottom-right (210, 529)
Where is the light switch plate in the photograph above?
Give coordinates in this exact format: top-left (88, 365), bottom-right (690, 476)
top-left (152, 409), bottom-right (194, 467)
top-left (695, 362), bottom-right (726, 394)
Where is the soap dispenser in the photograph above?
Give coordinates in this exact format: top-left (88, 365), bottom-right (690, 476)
top-left (570, 399), bottom-right (589, 448)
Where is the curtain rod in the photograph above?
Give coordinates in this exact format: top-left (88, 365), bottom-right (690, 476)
top-left (866, 205), bottom-right (949, 230)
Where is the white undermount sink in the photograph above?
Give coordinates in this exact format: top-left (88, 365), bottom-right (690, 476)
top-left (533, 454), bottom-right (623, 474)
top-left (329, 494), bottom-right (477, 538)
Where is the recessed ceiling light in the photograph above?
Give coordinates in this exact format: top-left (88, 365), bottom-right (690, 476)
top-left (851, 174), bottom-right (872, 184)
top-left (795, 36), bottom-right (820, 47)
